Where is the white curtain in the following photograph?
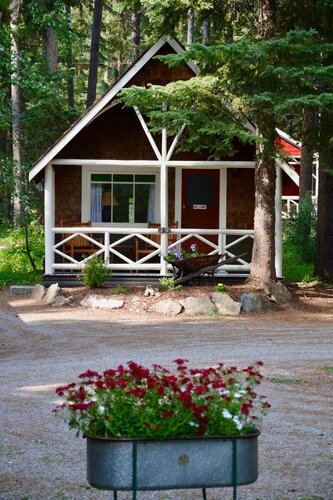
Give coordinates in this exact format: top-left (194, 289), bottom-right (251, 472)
top-left (147, 184), bottom-right (155, 222)
top-left (91, 184), bottom-right (102, 222)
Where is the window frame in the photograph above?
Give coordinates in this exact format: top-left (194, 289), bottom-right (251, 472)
top-left (82, 165), bottom-right (160, 227)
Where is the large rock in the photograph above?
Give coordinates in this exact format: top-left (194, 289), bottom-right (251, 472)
top-left (180, 296), bottom-right (216, 315)
top-left (263, 281), bottom-right (292, 305)
top-left (80, 294), bottom-right (124, 310)
top-left (240, 292), bottom-right (272, 313)
top-left (153, 299), bottom-right (183, 316)
top-left (10, 285), bottom-right (34, 296)
top-left (212, 292), bottom-right (240, 316)
top-left (31, 284), bottom-right (45, 301)
top-left (46, 283), bottom-right (60, 304)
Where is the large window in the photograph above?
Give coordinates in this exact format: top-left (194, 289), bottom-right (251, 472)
top-left (91, 173), bottom-right (156, 223)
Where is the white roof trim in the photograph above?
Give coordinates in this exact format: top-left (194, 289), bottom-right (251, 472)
top-left (277, 158), bottom-right (299, 186)
top-left (276, 128), bottom-right (302, 150)
top-left (29, 38), bottom-right (197, 181)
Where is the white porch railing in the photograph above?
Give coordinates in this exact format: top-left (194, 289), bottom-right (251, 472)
top-left (282, 195), bottom-right (317, 219)
top-left (51, 227), bottom-right (254, 274)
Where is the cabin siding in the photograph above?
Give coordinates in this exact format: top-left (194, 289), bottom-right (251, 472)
top-left (55, 165), bottom-right (82, 225)
top-left (128, 45), bottom-right (194, 86)
top-left (227, 168), bottom-right (255, 229)
top-left (276, 137), bottom-right (301, 157)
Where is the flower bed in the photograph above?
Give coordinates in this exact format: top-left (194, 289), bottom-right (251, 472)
top-left (54, 359), bottom-right (270, 439)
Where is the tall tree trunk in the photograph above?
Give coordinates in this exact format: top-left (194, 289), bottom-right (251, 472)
top-left (250, 123), bottom-right (277, 282)
top-left (314, 111), bottom-right (333, 280)
top-left (249, 0), bottom-right (277, 283)
top-left (86, 0), bottom-right (103, 108)
top-left (225, 0), bottom-right (235, 44)
top-left (299, 109), bottom-right (316, 201)
top-left (10, 0), bottom-right (22, 226)
top-left (187, 8), bottom-right (195, 45)
top-left (66, 5), bottom-right (74, 107)
top-left (45, 26), bottom-right (58, 73)
top-left (258, 0), bottom-right (276, 38)
top-left (131, 10), bottom-right (141, 60)
top-left (202, 15), bottom-right (210, 44)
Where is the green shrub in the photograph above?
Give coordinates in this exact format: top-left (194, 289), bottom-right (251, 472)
top-left (283, 242), bottom-right (314, 283)
top-left (79, 256), bottom-right (110, 288)
top-left (212, 283), bottom-right (228, 292)
top-left (283, 193), bottom-right (316, 262)
top-left (110, 285), bottom-right (129, 295)
top-left (159, 277), bottom-right (182, 291)
top-left (282, 194), bottom-right (316, 283)
top-left (0, 225), bottom-right (44, 288)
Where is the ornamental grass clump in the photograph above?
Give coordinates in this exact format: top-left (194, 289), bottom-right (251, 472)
top-left (54, 359), bottom-right (270, 439)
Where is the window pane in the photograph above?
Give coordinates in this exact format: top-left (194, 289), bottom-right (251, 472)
top-left (91, 174), bottom-right (111, 182)
top-left (114, 174), bottom-right (133, 182)
top-left (91, 183), bottom-right (103, 222)
top-left (135, 174), bottom-right (155, 183)
top-left (113, 184), bottom-right (133, 222)
top-left (101, 185), bottom-right (112, 222)
top-left (135, 184), bottom-right (155, 223)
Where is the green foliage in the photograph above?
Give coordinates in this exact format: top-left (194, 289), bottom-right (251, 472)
top-left (282, 194), bottom-right (316, 283)
top-left (0, 225), bottom-right (44, 288)
top-left (283, 194), bottom-right (316, 262)
top-left (283, 242), bottom-right (314, 283)
top-left (79, 256), bottom-right (110, 288)
top-left (212, 282), bottom-right (227, 292)
top-left (159, 277), bottom-right (182, 291)
top-left (110, 285), bottom-right (129, 294)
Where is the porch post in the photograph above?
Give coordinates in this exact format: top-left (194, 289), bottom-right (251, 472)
top-left (44, 163), bottom-right (54, 275)
top-left (160, 121), bottom-right (168, 275)
top-left (275, 162), bottom-right (283, 278)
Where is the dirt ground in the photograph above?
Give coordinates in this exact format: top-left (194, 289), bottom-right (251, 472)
top-left (0, 283), bottom-right (332, 500)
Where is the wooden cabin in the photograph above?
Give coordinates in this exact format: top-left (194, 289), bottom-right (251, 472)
top-left (29, 38), bottom-right (292, 284)
top-left (276, 128), bottom-right (318, 217)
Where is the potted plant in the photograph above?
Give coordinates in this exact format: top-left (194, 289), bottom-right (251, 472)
top-left (164, 243), bottom-right (222, 280)
top-left (54, 359), bottom-right (270, 499)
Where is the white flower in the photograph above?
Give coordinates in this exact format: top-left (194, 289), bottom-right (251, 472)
top-left (219, 389), bottom-right (230, 395)
top-left (189, 421), bottom-right (199, 427)
top-left (91, 396), bottom-right (98, 402)
top-left (233, 416), bottom-right (243, 431)
top-left (97, 405), bottom-right (105, 414)
top-left (222, 409), bottom-right (232, 419)
top-left (234, 393), bottom-right (242, 399)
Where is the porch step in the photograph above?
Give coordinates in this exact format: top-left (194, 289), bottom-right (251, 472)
top-left (44, 272), bottom-right (248, 287)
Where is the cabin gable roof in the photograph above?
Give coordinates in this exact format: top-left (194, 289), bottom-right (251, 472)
top-left (29, 38), bottom-right (198, 181)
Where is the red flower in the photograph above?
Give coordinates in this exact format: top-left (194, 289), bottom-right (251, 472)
top-left (78, 370), bottom-right (100, 379)
top-left (161, 411), bottom-right (174, 418)
top-left (193, 385), bottom-right (207, 395)
top-left (174, 358), bottom-right (189, 365)
top-left (77, 386), bottom-right (86, 402)
top-left (129, 387), bottom-right (146, 398)
top-left (55, 382), bottom-right (76, 396)
top-left (103, 369), bottom-right (116, 377)
top-left (72, 401), bottom-right (95, 411)
top-left (157, 386), bottom-right (165, 396)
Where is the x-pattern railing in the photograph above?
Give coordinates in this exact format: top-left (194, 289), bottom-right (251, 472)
top-left (52, 227), bottom-right (254, 273)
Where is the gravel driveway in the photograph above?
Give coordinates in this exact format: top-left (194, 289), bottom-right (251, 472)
top-left (0, 288), bottom-right (332, 500)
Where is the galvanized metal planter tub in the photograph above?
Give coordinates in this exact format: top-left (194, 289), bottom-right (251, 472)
top-left (87, 432), bottom-right (259, 497)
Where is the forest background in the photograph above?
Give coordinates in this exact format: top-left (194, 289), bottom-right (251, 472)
top-left (0, 0), bottom-right (332, 287)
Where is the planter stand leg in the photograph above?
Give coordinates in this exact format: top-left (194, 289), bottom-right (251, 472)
top-left (132, 441), bottom-right (138, 500)
top-left (202, 488), bottom-right (207, 499)
top-left (232, 439), bottom-right (238, 500)
top-left (113, 491), bottom-right (117, 500)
